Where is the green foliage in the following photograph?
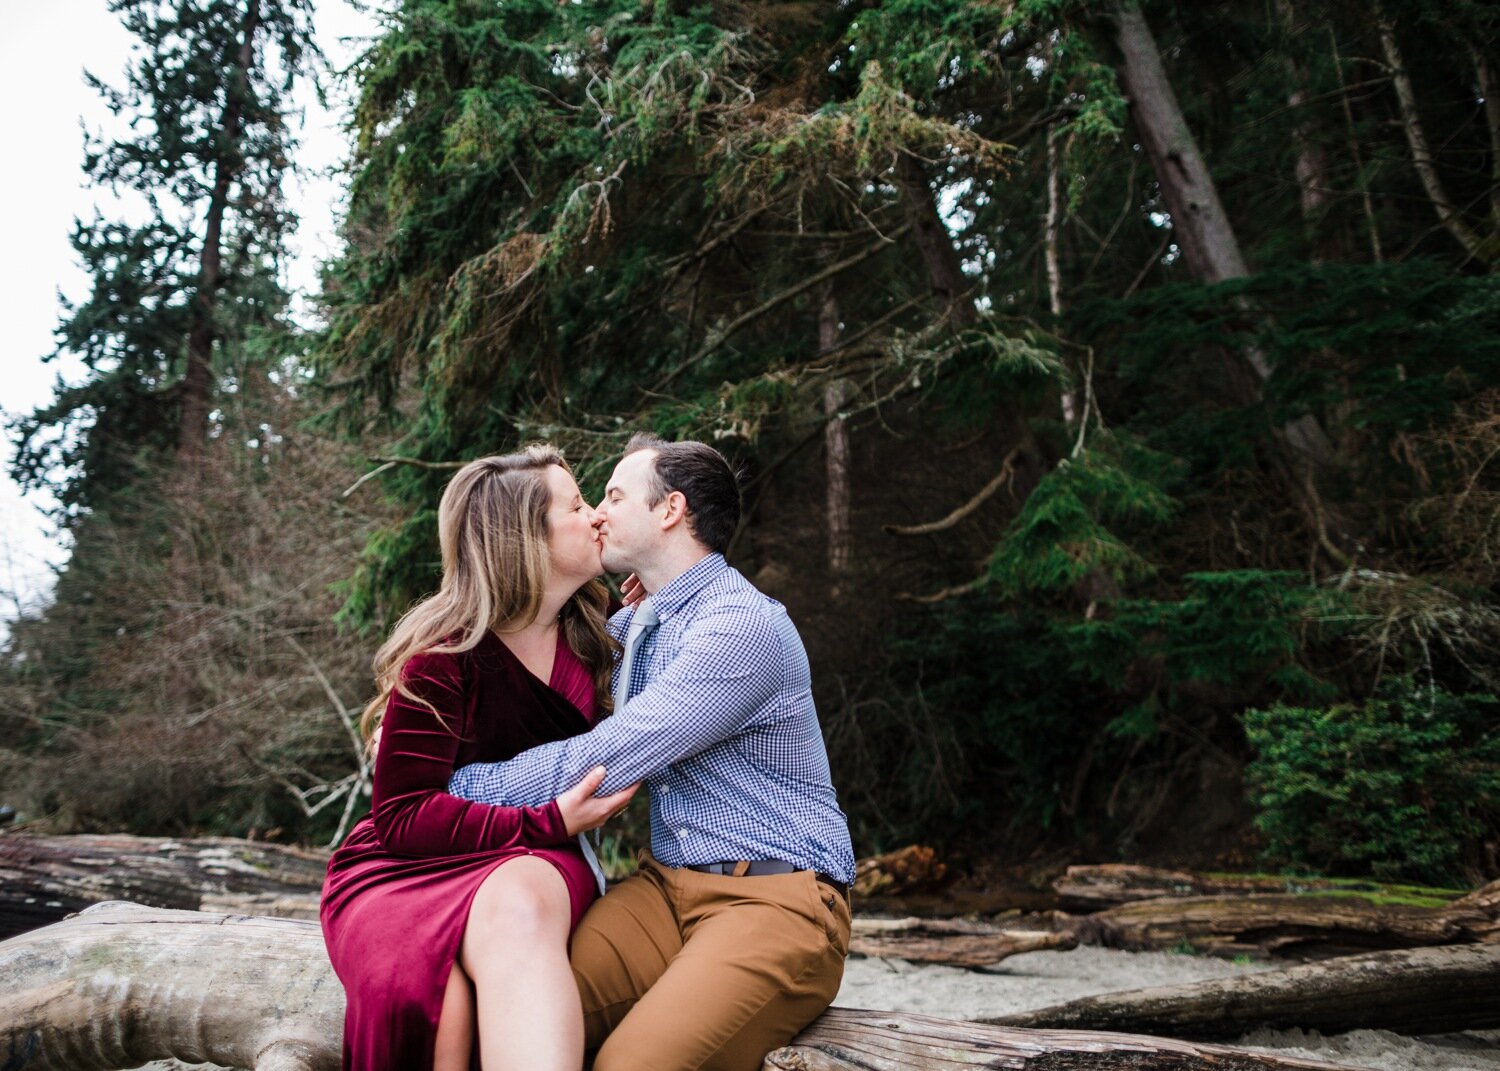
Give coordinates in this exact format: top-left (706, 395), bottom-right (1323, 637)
top-left (985, 433), bottom-right (1178, 597)
top-left (1244, 679), bottom-right (1500, 882)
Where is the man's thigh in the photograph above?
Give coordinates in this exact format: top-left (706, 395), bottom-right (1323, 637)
top-left (591, 871), bottom-right (849, 1071)
top-left (570, 867), bottom-right (682, 1049)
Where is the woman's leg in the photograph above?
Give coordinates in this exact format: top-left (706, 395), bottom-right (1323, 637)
top-left (460, 855), bottom-right (581, 1071)
top-left (433, 963), bottom-right (476, 1071)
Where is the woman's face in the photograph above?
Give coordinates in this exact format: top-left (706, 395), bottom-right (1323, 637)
top-left (544, 464), bottom-right (603, 586)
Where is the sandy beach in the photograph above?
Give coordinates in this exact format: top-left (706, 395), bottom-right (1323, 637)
top-left (837, 947), bottom-right (1500, 1070)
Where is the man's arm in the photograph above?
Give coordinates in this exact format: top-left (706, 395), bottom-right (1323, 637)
top-left (449, 601), bottom-right (781, 806)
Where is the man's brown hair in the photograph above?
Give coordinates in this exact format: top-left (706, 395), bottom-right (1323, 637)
top-left (623, 433), bottom-right (741, 554)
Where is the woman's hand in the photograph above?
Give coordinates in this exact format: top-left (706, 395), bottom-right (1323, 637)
top-left (556, 766), bottom-right (640, 837)
top-left (619, 573), bottom-right (646, 608)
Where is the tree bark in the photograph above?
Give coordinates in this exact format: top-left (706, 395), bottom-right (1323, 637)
top-left (766, 1007), bottom-right (1360, 1070)
top-left (1108, 4), bottom-right (1250, 291)
top-left (1107, 2), bottom-right (1335, 466)
top-left (1046, 123), bottom-right (1079, 426)
top-left (1058, 878), bottom-right (1500, 957)
top-left (850, 916), bottom-right (1077, 969)
top-left (0, 902), bottom-right (340, 1071)
top-left (1274, 0), bottom-right (1332, 254)
top-left (1377, 11), bottom-right (1493, 266)
top-left (820, 281), bottom-right (852, 580)
top-left (1, 904), bottom-right (1362, 1071)
top-left (988, 942), bottom-right (1500, 1039)
top-left (0, 832), bottom-right (326, 939)
top-left (1051, 864), bottom-right (1473, 913)
top-left (178, 0), bottom-right (262, 465)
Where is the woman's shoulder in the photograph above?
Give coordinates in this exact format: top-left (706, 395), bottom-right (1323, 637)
top-left (399, 633), bottom-right (491, 691)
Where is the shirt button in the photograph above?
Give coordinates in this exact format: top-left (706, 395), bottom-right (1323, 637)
top-left (676, 828), bottom-right (689, 839)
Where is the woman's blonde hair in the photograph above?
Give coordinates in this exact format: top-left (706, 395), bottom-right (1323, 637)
top-left (360, 444), bottom-right (616, 738)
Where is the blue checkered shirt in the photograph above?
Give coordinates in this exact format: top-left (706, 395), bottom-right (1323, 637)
top-left (448, 553), bottom-right (856, 883)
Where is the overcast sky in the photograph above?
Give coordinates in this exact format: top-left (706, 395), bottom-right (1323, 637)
top-left (0, 0), bottom-right (381, 624)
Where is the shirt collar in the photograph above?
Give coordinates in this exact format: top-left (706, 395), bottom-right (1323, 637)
top-left (647, 553), bottom-right (726, 620)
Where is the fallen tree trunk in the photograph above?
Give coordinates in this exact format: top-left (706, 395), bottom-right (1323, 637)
top-left (0, 901), bottom-right (341, 1071)
top-left (1, 903), bottom-right (1360, 1071)
top-left (850, 916), bottom-right (1076, 968)
top-left (989, 942), bottom-right (1500, 1039)
top-left (0, 832), bottom-right (328, 938)
top-left (1052, 864), bottom-right (1468, 912)
top-left (1058, 877), bottom-right (1500, 957)
top-left (763, 1008), bottom-right (1360, 1070)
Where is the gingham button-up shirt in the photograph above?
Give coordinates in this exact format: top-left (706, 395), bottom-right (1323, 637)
top-left (448, 553), bottom-right (856, 883)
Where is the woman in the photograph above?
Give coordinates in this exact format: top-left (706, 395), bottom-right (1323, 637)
top-left (321, 446), bottom-right (638, 1071)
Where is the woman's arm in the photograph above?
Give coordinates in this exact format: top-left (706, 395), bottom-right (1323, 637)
top-left (370, 650), bottom-right (572, 856)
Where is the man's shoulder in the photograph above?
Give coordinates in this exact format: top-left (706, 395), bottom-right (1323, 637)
top-left (690, 561), bottom-right (782, 615)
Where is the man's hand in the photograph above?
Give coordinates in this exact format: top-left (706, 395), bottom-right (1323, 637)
top-left (620, 573), bottom-right (646, 608)
top-left (556, 766), bottom-right (640, 836)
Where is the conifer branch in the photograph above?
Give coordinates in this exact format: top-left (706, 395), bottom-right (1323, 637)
top-left (656, 223), bottom-right (911, 389)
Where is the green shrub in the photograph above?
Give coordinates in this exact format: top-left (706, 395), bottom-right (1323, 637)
top-left (1244, 679), bottom-right (1500, 882)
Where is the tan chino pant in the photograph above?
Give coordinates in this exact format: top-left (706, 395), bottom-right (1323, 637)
top-left (570, 854), bottom-right (851, 1071)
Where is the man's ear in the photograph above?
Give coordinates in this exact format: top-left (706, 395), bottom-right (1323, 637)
top-left (659, 490), bottom-right (689, 531)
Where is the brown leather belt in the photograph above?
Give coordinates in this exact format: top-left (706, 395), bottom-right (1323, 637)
top-left (686, 859), bottom-right (849, 899)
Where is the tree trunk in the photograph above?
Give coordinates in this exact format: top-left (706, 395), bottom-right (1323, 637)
top-left (1058, 878), bottom-right (1500, 957)
top-left (0, 902), bottom-right (340, 1071)
top-left (820, 281), bottom-right (852, 580)
top-left (0, 832), bottom-right (327, 939)
top-left (850, 916), bottom-right (1077, 969)
top-left (1274, 0), bottom-right (1332, 254)
top-left (1107, 2), bottom-right (1335, 466)
top-left (178, 0), bottom-right (261, 466)
top-left (1377, 11), bottom-right (1492, 266)
top-left (1108, 4), bottom-right (1249, 290)
top-left (1, 904), bottom-right (1362, 1071)
top-left (1473, 47), bottom-right (1500, 226)
top-left (767, 1007), bottom-right (1360, 1070)
top-left (895, 153), bottom-right (1048, 500)
top-left (1050, 864), bottom-right (1473, 912)
top-left (1046, 123), bottom-right (1079, 426)
top-left (989, 942), bottom-right (1500, 1039)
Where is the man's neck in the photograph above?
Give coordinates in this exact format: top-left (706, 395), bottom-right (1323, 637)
top-left (636, 545), bottom-right (713, 596)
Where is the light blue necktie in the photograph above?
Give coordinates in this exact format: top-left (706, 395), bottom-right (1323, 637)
top-left (579, 598), bottom-right (659, 894)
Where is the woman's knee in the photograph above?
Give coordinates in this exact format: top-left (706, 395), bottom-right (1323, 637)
top-left (466, 856), bottom-right (571, 945)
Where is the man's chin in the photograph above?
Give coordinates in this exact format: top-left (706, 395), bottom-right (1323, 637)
top-left (600, 548), bottom-right (630, 575)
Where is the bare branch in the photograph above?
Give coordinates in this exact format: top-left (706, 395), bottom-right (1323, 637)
top-left (884, 448), bottom-right (1021, 536)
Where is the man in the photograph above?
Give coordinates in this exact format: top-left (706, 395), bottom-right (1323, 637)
top-left (448, 433), bottom-right (854, 1071)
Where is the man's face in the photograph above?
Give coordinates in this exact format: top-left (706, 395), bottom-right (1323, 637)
top-left (594, 450), bottom-right (663, 575)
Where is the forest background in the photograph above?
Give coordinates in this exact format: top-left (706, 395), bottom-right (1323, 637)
top-left (4, 0), bottom-right (1499, 891)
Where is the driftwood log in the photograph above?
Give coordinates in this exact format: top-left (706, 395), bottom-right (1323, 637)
top-left (850, 916), bottom-right (1077, 968)
top-left (763, 1008), bottom-right (1360, 1070)
top-left (989, 942), bottom-right (1500, 1039)
top-left (1057, 877), bottom-right (1500, 957)
top-left (1051, 864), bottom-right (1471, 912)
top-left (0, 832), bottom-right (327, 939)
top-left (0, 903), bottom-right (1361, 1071)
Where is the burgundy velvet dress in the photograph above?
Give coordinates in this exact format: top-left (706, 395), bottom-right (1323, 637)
top-left (321, 630), bottom-right (600, 1071)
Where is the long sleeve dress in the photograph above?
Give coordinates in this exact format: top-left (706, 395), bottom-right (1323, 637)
top-left (320, 629), bottom-right (600, 1071)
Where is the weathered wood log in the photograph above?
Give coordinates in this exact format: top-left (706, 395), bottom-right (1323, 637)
top-left (0, 832), bottom-right (329, 938)
top-left (1, 903), bottom-right (1360, 1071)
top-left (1052, 864), bottom-right (1468, 913)
top-left (988, 942), bottom-right (1500, 1039)
top-left (763, 1008), bottom-right (1361, 1070)
top-left (852, 844), bottom-right (948, 898)
top-left (1058, 877), bottom-right (1500, 957)
top-left (0, 901), bottom-right (341, 1071)
top-left (850, 916), bottom-right (1077, 968)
